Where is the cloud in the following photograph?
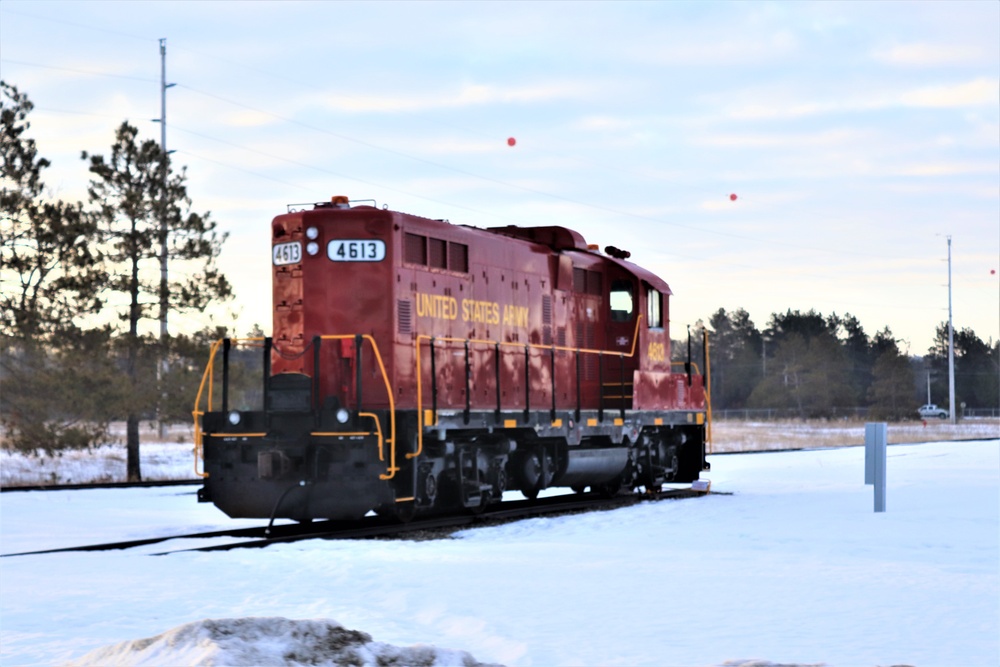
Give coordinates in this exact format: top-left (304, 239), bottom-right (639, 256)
top-left (721, 77), bottom-right (999, 121)
top-left (692, 128), bottom-right (869, 149)
top-left (308, 80), bottom-right (601, 114)
top-left (899, 78), bottom-right (1000, 108)
top-left (628, 30), bottom-right (799, 66)
top-left (225, 109), bottom-right (278, 128)
top-left (573, 116), bottom-right (636, 132)
top-left (896, 161), bottom-right (1000, 177)
top-left (873, 43), bottom-right (988, 66)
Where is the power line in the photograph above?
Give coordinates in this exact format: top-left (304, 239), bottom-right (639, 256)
top-left (1, 58), bottom-right (158, 84)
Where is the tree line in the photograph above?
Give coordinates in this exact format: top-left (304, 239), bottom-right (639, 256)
top-left (672, 308), bottom-right (999, 420)
top-left (3, 81), bottom-right (997, 482)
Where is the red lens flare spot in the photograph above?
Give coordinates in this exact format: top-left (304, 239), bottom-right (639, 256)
top-left (729, 193), bottom-right (738, 201)
top-left (507, 137), bottom-right (516, 147)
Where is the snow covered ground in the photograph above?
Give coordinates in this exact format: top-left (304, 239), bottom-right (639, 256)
top-left (1, 438), bottom-right (998, 666)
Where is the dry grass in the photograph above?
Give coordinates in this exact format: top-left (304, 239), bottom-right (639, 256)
top-left (135, 418), bottom-right (998, 453)
top-left (5, 419), bottom-right (997, 456)
top-left (105, 422), bottom-right (194, 445)
top-left (708, 418), bottom-right (999, 453)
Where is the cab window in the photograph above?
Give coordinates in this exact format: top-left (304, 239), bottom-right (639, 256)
top-left (647, 287), bottom-right (663, 328)
top-left (609, 279), bottom-right (635, 322)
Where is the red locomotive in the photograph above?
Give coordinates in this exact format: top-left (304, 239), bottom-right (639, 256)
top-left (194, 197), bottom-right (709, 521)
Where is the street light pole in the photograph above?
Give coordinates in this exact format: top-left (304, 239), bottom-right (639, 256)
top-left (157, 37), bottom-right (174, 342)
top-left (947, 236), bottom-right (956, 424)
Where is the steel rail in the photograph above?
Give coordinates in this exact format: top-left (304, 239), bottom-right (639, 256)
top-left (1, 479), bottom-right (204, 493)
top-left (152, 487), bottom-right (720, 555)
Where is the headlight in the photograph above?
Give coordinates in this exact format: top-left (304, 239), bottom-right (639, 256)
top-left (228, 411), bottom-right (242, 426)
top-left (305, 226), bottom-right (319, 240)
top-left (306, 242), bottom-right (320, 256)
top-left (336, 408), bottom-right (350, 424)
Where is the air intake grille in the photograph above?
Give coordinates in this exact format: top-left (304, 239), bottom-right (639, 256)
top-left (397, 300), bottom-right (412, 334)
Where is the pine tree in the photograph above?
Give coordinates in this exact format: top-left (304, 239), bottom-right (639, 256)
top-left (868, 329), bottom-right (915, 421)
top-left (1, 81), bottom-right (103, 339)
top-left (82, 122), bottom-right (231, 480)
top-left (706, 308), bottom-right (763, 410)
top-left (1, 81), bottom-right (111, 452)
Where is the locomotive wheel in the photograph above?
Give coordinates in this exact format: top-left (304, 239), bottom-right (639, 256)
top-left (421, 469), bottom-right (438, 506)
top-left (493, 468), bottom-right (507, 500)
top-left (517, 449), bottom-right (554, 500)
top-left (469, 494), bottom-right (488, 515)
top-left (595, 476), bottom-right (624, 498)
top-left (392, 502), bottom-right (417, 523)
top-left (374, 501), bottom-right (416, 523)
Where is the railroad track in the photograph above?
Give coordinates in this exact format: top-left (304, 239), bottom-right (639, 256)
top-left (2, 486), bottom-right (721, 557)
top-left (1, 479), bottom-right (204, 493)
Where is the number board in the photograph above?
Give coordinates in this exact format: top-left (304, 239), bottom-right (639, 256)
top-left (272, 241), bottom-right (302, 266)
top-left (328, 239), bottom-right (386, 262)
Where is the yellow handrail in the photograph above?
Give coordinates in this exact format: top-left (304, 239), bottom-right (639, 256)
top-left (191, 337), bottom-right (266, 479)
top-left (192, 339), bottom-right (225, 478)
top-left (703, 331), bottom-right (713, 455)
top-left (192, 336), bottom-right (398, 481)
top-left (669, 342), bottom-right (714, 454)
top-left (312, 411), bottom-right (384, 461)
top-left (413, 316), bottom-right (646, 459)
top-left (671, 361), bottom-right (702, 375)
top-left (318, 335), bottom-right (398, 480)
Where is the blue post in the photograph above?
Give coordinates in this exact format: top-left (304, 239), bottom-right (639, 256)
top-left (865, 422), bottom-right (887, 512)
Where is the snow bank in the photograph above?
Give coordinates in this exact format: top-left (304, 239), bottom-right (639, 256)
top-left (64, 617), bottom-right (500, 667)
top-left (62, 617), bottom-right (839, 667)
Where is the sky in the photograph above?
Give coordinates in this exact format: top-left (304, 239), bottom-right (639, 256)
top-left (1, 0), bottom-right (998, 354)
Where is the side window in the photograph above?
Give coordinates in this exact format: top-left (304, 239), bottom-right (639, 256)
top-left (647, 287), bottom-right (662, 328)
top-left (609, 279), bottom-right (635, 322)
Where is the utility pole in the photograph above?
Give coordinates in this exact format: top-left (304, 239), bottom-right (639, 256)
top-left (947, 235), bottom-right (956, 424)
top-left (153, 38), bottom-right (175, 438)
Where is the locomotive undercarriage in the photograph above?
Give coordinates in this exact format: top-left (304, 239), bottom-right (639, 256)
top-left (199, 402), bottom-right (708, 522)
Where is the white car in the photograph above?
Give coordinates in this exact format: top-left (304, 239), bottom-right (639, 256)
top-left (917, 404), bottom-right (948, 419)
